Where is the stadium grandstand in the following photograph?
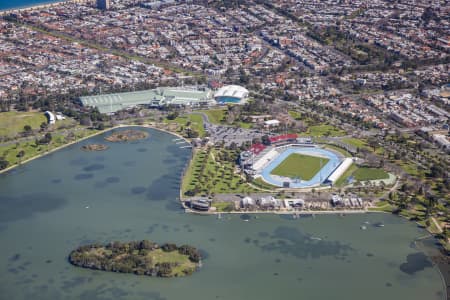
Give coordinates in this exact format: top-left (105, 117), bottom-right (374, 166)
top-left (214, 85), bottom-right (249, 104)
top-left (79, 86), bottom-right (214, 114)
top-left (240, 134), bottom-right (352, 188)
top-left (325, 157), bottom-right (353, 185)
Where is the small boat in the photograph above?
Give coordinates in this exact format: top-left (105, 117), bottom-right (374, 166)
top-left (375, 223), bottom-right (385, 227)
top-left (310, 236), bottom-right (322, 241)
top-left (217, 213), bottom-right (222, 220)
top-left (360, 225), bottom-right (367, 230)
top-left (85, 206), bottom-right (90, 209)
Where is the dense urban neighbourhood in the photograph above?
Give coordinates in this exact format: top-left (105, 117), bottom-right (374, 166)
top-left (0, 0), bottom-right (448, 253)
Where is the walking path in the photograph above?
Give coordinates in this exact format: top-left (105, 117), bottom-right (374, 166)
top-left (431, 216), bottom-right (443, 233)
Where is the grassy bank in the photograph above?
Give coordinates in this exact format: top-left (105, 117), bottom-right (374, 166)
top-left (182, 147), bottom-right (257, 196)
top-left (164, 114), bottom-right (205, 137)
top-left (0, 111), bottom-right (47, 138)
top-left (300, 124), bottom-right (346, 137)
top-left (0, 127), bottom-right (100, 172)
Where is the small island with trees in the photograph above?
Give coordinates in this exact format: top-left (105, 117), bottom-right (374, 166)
top-left (68, 240), bottom-right (201, 277)
top-left (104, 130), bottom-right (149, 142)
top-left (81, 144), bottom-right (109, 151)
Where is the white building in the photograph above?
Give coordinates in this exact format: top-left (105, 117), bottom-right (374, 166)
top-left (264, 119), bottom-right (280, 128)
top-left (326, 158), bottom-right (353, 185)
top-left (45, 111), bottom-right (56, 125)
top-left (241, 196), bottom-right (255, 208)
top-left (214, 85), bottom-right (249, 104)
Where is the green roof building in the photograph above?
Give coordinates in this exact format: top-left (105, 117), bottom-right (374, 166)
top-left (79, 87), bottom-right (214, 114)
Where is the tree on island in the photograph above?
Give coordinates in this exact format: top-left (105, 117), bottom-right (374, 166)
top-left (68, 240), bottom-right (201, 278)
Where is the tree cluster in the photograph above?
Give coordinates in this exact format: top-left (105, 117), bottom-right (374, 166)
top-left (69, 240), bottom-right (201, 277)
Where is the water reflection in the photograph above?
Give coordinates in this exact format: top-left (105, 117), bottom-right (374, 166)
top-left (0, 193), bottom-right (66, 223)
top-left (259, 226), bottom-right (354, 259)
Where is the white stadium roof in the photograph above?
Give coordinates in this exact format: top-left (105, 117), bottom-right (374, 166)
top-left (214, 85), bottom-right (249, 99)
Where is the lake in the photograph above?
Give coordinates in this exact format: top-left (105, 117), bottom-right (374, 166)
top-left (0, 127), bottom-right (445, 300)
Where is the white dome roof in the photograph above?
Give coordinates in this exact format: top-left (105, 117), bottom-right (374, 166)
top-left (214, 85), bottom-right (249, 99)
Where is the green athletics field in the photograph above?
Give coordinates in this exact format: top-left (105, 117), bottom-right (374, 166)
top-left (353, 167), bottom-right (389, 181)
top-left (270, 153), bottom-right (329, 181)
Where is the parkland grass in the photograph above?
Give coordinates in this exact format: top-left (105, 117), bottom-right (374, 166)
top-left (0, 111), bottom-right (47, 138)
top-left (196, 109), bottom-right (226, 124)
top-left (182, 148), bottom-right (258, 196)
top-left (300, 124), bottom-right (346, 137)
top-left (353, 167), bottom-right (389, 181)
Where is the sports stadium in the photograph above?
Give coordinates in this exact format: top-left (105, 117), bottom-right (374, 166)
top-left (214, 85), bottom-right (249, 104)
top-left (79, 85), bottom-right (249, 114)
top-left (79, 87), bottom-right (214, 114)
top-left (240, 134), bottom-right (353, 188)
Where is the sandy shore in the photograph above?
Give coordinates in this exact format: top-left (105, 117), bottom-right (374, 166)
top-left (0, 0), bottom-right (89, 15)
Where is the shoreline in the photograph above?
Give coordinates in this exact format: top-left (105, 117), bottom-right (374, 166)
top-left (0, 123), bottom-right (190, 175)
top-left (184, 208), bottom-right (370, 215)
top-left (0, 0), bottom-right (89, 15)
top-left (0, 127), bottom-right (110, 175)
top-left (0, 124), bottom-right (190, 175)
top-left (0, 123), bottom-right (447, 296)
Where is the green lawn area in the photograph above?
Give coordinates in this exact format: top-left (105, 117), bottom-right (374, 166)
top-left (323, 144), bottom-right (352, 157)
top-left (0, 111), bottom-right (47, 138)
top-left (0, 127), bottom-right (97, 169)
top-left (397, 161), bottom-right (421, 177)
top-left (150, 249), bottom-right (196, 276)
top-left (288, 110), bottom-right (302, 120)
top-left (182, 148), bottom-right (258, 196)
top-left (301, 124), bottom-right (346, 137)
top-left (164, 114), bottom-right (205, 137)
top-left (196, 109), bottom-right (226, 124)
top-left (334, 163), bottom-right (358, 186)
top-left (353, 167), bottom-right (389, 181)
top-left (342, 138), bottom-right (368, 149)
top-left (211, 201), bottom-right (234, 212)
top-left (252, 177), bottom-right (279, 190)
top-left (368, 200), bottom-right (393, 212)
top-left (235, 121), bottom-right (252, 129)
top-left (270, 153), bottom-right (329, 181)
top-left (188, 114), bottom-right (205, 136)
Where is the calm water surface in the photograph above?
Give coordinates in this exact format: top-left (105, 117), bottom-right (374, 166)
top-left (0, 127), bottom-right (445, 300)
top-left (0, 0), bottom-right (64, 11)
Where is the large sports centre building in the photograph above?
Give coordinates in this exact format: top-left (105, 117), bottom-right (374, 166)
top-left (79, 85), bottom-right (248, 114)
top-left (240, 134), bottom-right (353, 188)
top-left (214, 85), bottom-right (249, 104)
